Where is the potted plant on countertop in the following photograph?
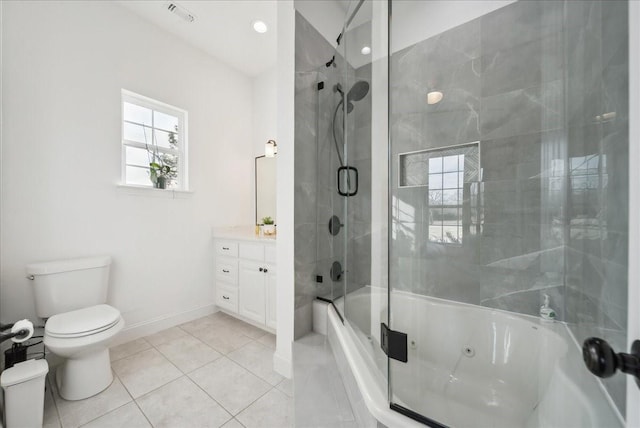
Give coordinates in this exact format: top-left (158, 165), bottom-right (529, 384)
top-left (262, 216), bottom-right (276, 236)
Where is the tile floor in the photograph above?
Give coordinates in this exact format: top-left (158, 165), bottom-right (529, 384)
top-left (42, 311), bottom-right (293, 428)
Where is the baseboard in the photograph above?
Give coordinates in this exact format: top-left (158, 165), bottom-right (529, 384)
top-left (111, 304), bottom-right (217, 346)
top-left (273, 350), bottom-right (292, 378)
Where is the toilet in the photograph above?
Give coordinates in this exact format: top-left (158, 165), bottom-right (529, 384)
top-left (26, 256), bottom-right (124, 401)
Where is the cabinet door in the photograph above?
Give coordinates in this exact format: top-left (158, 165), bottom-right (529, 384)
top-left (238, 260), bottom-right (266, 324)
top-left (265, 265), bottom-right (277, 329)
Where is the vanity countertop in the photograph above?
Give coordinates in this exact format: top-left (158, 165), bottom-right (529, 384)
top-left (211, 226), bottom-right (276, 243)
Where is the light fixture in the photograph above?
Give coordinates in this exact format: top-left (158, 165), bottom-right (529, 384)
top-left (427, 90), bottom-right (444, 105)
top-left (166, 3), bottom-right (195, 23)
top-left (265, 140), bottom-right (277, 157)
top-left (252, 20), bottom-right (268, 34)
top-left (361, 46), bottom-right (371, 55)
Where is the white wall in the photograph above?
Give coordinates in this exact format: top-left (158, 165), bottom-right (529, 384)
top-left (0, 1), bottom-right (254, 329)
top-left (274, 0), bottom-right (296, 378)
top-left (252, 67), bottom-right (278, 157)
top-left (251, 68), bottom-right (278, 224)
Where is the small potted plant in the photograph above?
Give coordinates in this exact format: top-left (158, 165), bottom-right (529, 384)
top-left (146, 127), bottom-right (178, 189)
top-left (262, 216), bottom-right (276, 235)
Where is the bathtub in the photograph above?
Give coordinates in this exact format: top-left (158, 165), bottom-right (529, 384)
top-left (329, 286), bottom-right (623, 428)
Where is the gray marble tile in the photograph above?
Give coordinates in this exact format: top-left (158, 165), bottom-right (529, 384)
top-left (155, 334), bottom-right (222, 374)
top-left (136, 376), bottom-right (231, 428)
top-left (481, 0), bottom-right (563, 53)
top-left (109, 338), bottom-right (151, 362)
top-left (188, 357), bottom-right (271, 416)
top-left (51, 375), bottom-right (132, 428)
top-left (144, 326), bottom-right (188, 347)
top-left (111, 348), bottom-right (182, 399)
top-left (81, 402), bottom-right (150, 428)
top-left (480, 31), bottom-right (563, 98)
top-left (480, 80), bottom-right (564, 140)
top-left (228, 341), bottom-right (283, 386)
top-left (236, 388), bottom-right (293, 428)
top-left (43, 377), bottom-right (61, 428)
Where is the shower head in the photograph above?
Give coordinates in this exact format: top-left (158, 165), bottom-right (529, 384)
top-left (347, 80), bottom-right (369, 103)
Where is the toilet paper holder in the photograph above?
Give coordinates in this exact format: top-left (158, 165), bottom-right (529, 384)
top-left (0, 320), bottom-right (34, 344)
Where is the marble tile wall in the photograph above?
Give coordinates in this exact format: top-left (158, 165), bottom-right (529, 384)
top-left (294, 12), bottom-right (332, 339)
top-left (295, 10), bottom-right (374, 338)
top-left (563, 0), bottom-right (629, 414)
top-left (389, 5), bottom-right (629, 413)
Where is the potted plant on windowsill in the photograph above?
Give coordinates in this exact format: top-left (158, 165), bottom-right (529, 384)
top-left (262, 216), bottom-right (276, 236)
top-left (146, 126), bottom-right (178, 189)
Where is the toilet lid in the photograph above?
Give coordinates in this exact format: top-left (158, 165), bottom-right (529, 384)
top-left (46, 304), bottom-right (121, 338)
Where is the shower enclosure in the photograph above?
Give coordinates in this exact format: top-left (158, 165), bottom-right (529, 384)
top-left (294, 0), bottom-right (637, 426)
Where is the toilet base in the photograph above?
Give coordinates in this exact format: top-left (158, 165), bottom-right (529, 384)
top-left (56, 349), bottom-right (113, 400)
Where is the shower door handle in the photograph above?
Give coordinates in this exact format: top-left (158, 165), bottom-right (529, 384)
top-left (582, 337), bottom-right (640, 388)
top-left (338, 166), bottom-right (358, 197)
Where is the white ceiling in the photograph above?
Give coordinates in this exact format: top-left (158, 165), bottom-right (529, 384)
top-left (118, 1), bottom-right (277, 77)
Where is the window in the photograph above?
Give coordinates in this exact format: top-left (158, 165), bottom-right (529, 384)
top-left (398, 143), bottom-right (479, 244)
top-left (121, 90), bottom-right (188, 190)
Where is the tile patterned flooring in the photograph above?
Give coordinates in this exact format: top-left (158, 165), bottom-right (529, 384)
top-left (42, 312), bottom-right (293, 428)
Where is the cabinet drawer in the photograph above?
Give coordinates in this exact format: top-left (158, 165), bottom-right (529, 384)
top-left (216, 258), bottom-right (238, 284)
top-left (239, 243), bottom-right (264, 261)
top-left (215, 241), bottom-right (238, 257)
top-left (216, 284), bottom-right (238, 313)
top-left (265, 245), bottom-right (277, 264)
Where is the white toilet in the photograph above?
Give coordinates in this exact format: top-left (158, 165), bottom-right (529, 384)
top-left (26, 256), bottom-right (124, 401)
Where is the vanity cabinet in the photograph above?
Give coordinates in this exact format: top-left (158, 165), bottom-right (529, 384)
top-left (214, 237), bottom-right (276, 332)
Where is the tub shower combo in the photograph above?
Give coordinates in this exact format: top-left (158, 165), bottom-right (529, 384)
top-left (294, 0), bottom-right (634, 427)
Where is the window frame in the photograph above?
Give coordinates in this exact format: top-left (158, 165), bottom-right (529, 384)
top-left (121, 89), bottom-right (189, 191)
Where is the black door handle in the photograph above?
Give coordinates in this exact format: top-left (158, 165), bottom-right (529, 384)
top-left (337, 166), bottom-right (358, 197)
top-left (582, 337), bottom-right (640, 388)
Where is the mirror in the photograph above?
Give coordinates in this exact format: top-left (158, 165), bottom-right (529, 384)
top-left (256, 156), bottom-right (277, 224)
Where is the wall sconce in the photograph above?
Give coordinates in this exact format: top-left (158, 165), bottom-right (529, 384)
top-left (265, 140), bottom-right (278, 157)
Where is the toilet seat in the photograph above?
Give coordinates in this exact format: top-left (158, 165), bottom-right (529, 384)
top-left (46, 304), bottom-right (121, 338)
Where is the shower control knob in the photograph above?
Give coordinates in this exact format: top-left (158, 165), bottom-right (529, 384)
top-left (263, 268), bottom-right (268, 273)
top-left (259, 267), bottom-right (263, 272)
top-left (582, 337), bottom-right (640, 388)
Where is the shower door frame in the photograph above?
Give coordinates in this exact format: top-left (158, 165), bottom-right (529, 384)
top-left (627, 1), bottom-right (640, 426)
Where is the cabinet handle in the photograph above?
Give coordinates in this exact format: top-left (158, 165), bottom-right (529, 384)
top-left (222, 247), bottom-right (230, 250)
top-left (259, 267), bottom-right (264, 272)
top-left (223, 296), bottom-right (230, 300)
top-left (222, 269), bottom-right (230, 273)
top-left (263, 268), bottom-right (268, 273)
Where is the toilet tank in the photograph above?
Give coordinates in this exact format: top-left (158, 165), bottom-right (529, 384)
top-left (26, 256), bottom-right (111, 318)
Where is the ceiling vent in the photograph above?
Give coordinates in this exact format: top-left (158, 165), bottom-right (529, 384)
top-left (166, 3), bottom-right (195, 23)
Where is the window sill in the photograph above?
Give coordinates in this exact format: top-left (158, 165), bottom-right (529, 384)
top-left (116, 184), bottom-right (193, 199)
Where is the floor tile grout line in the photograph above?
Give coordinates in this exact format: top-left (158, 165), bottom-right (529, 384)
top-left (46, 375), bottom-right (64, 428)
top-left (76, 400), bottom-right (133, 428)
top-left (184, 371), bottom-right (237, 423)
top-left (232, 383), bottom-right (280, 420)
top-left (131, 396), bottom-right (155, 427)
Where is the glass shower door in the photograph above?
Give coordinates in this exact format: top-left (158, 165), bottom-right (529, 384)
top-left (388, 0), bottom-right (631, 426)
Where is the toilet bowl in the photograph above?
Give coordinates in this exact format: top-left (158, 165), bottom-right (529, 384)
top-left (44, 304), bottom-right (124, 400)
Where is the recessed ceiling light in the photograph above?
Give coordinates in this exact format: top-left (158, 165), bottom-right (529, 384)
top-left (252, 20), bottom-right (268, 33)
top-left (427, 90), bottom-right (444, 105)
top-left (361, 46), bottom-right (371, 55)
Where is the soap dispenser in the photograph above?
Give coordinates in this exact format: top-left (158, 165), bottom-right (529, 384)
top-left (540, 294), bottom-right (556, 321)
